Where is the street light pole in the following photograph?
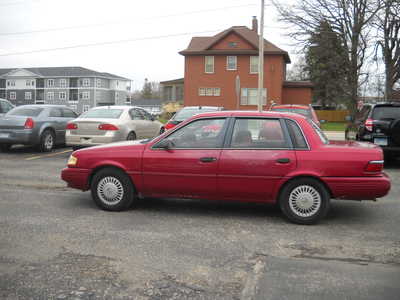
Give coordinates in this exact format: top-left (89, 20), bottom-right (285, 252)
top-left (257, 0), bottom-right (265, 112)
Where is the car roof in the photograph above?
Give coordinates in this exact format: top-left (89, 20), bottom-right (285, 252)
top-left (188, 110), bottom-right (308, 120)
top-left (91, 105), bottom-right (138, 110)
top-left (271, 104), bottom-right (309, 109)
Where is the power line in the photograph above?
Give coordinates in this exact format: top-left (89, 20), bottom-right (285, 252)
top-left (0, 30), bottom-right (222, 57)
top-left (0, 3), bottom-right (258, 37)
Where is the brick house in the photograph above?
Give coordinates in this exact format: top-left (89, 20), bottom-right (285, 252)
top-left (179, 17), bottom-right (313, 110)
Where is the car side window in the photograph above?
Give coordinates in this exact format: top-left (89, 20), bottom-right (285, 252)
top-left (62, 108), bottom-right (77, 118)
top-left (0, 101), bottom-right (12, 113)
top-left (156, 118), bottom-right (226, 149)
top-left (285, 119), bottom-right (308, 149)
top-left (130, 109), bottom-right (145, 120)
top-left (140, 109), bottom-right (152, 120)
top-left (230, 118), bottom-right (289, 149)
top-left (49, 108), bottom-right (62, 117)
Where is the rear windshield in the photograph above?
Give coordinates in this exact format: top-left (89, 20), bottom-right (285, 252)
top-left (272, 108), bottom-right (312, 118)
top-left (79, 109), bottom-right (123, 119)
top-left (7, 107), bottom-right (44, 117)
top-left (372, 106), bottom-right (400, 120)
top-left (173, 108), bottom-right (219, 121)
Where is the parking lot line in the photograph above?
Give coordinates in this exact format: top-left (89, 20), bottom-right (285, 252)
top-left (25, 149), bottom-right (72, 161)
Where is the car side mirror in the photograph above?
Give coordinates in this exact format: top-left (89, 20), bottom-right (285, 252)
top-left (156, 139), bottom-right (174, 150)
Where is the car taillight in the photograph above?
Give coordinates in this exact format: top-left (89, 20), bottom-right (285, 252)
top-left (24, 117), bottom-right (35, 129)
top-left (165, 122), bottom-right (176, 130)
top-left (66, 123), bottom-right (78, 130)
top-left (98, 124), bottom-right (119, 131)
top-left (365, 118), bottom-right (374, 131)
top-left (365, 160), bottom-right (384, 173)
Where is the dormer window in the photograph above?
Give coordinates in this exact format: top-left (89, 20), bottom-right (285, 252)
top-left (228, 42), bottom-right (237, 48)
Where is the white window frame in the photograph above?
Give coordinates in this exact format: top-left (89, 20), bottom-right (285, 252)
top-left (47, 79), bottom-right (54, 87)
top-left (250, 56), bottom-right (259, 74)
top-left (205, 88), bottom-right (213, 96)
top-left (59, 92), bottom-right (66, 100)
top-left (213, 88), bottom-right (221, 96)
top-left (96, 78), bottom-right (101, 88)
top-left (8, 80), bottom-right (15, 87)
top-left (205, 56), bottom-right (214, 74)
top-left (83, 105), bottom-right (90, 112)
top-left (226, 56), bottom-right (237, 70)
top-left (241, 88), bottom-right (266, 105)
top-left (82, 91), bottom-right (90, 99)
top-left (199, 88), bottom-right (206, 96)
top-left (47, 92), bottom-right (54, 100)
top-left (25, 92), bottom-right (32, 100)
top-left (26, 80), bottom-right (31, 87)
top-left (82, 78), bottom-right (90, 87)
top-left (10, 92), bottom-right (16, 100)
top-left (60, 79), bottom-right (67, 88)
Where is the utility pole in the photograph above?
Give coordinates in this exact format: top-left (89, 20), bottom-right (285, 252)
top-left (257, 0), bottom-right (265, 112)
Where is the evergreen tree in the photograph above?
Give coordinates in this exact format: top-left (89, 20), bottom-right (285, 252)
top-left (305, 20), bottom-right (348, 108)
top-left (141, 78), bottom-right (153, 99)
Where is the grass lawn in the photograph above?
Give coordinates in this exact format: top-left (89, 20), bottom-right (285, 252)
top-left (321, 122), bottom-right (346, 131)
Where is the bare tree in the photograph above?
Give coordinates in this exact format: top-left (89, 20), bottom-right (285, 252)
top-left (375, 0), bottom-right (400, 100)
top-left (271, 0), bottom-right (382, 114)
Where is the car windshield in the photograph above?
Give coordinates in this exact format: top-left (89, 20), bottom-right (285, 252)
top-left (79, 109), bottom-right (123, 119)
top-left (307, 119), bottom-right (329, 144)
top-left (7, 107), bottom-right (44, 117)
top-left (372, 106), bottom-right (400, 120)
top-left (272, 108), bottom-right (312, 118)
top-left (173, 108), bottom-right (219, 121)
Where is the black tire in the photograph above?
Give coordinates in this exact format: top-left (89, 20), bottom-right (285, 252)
top-left (0, 144), bottom-right (12, 152)
top-left (159, 127), bottom-right (165, 135)
top-left (38, 129), bottom-right (55, 152)
top-left (279, 178), bottom-right (330, 225)
top-left (126, 132), bottom-right (136, 141)
top-left (91, 168), bottom-right (136, 211)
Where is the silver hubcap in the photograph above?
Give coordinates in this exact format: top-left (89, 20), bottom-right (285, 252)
top-left (97, 176), bottom-right (124, 205)
top-left (44, 134), bottom-right (53, 149)
top-left (289, 185), bottom-right (321, 218)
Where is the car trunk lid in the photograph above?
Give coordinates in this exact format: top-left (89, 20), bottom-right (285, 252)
top-left (69, 119), bottom-right (120, 136)
top-left (0, 116), bottom-right (31, 130)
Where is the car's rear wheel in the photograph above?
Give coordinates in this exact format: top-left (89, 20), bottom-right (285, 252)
top-left (0, 144), bottom-right (12, 152)
top-left (91, 168), bottom-right (136, 211)
top-left (126, 132), bottom-right (136, 141)
top-left (38, 129), bottom-right (55, 152)
top-left (279, 178), bottom-right (330, 225)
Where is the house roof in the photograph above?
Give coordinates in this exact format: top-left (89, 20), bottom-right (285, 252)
top-left (160, 78), bottom-right (184, 85)
top-left (179, 26), bottom-right (290, 63)
top-left (0, 66), bottom-right (130, 80)
top-left (283, 81), bottom-right (314, 88)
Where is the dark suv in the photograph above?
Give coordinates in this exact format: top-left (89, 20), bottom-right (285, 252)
top-left (345, 103), bottom-right (400, 158)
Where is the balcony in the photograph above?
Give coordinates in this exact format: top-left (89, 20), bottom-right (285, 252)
top-left (36, 79), bottom-right (45, 88)
top-left (70, 78), bottom-right (78, 88)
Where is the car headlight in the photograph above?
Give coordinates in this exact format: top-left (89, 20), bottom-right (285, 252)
top-left (67, 155), bottom-right (78, 167)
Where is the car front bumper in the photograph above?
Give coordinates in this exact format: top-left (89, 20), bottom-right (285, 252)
top-left (0, 129), bottom-right (36, 145)
top-left (61, 167), bottom-right (90, 191)
top-left (323, 172), bottom-right (391, 200)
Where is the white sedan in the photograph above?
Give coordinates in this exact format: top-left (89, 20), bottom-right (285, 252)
top-left (66, 106), bottom-right (164, 149)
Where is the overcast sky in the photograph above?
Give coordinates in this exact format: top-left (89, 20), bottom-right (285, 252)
top-left (0, 0), bottom-right (296, 90)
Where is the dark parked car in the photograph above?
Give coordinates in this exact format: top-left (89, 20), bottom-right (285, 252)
top-left (164, 106), bottom-right (224, 130)
top-left (345, 103), bottom-right (400, 159)
top-left (0, 98), bottom-right (15, 117)
top-left (62, 110), bottom-right (390, 225)
top-left (0, 105), bottom-right (78, 152)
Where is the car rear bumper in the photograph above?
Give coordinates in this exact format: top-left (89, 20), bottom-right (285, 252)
top-left (0, 129), bottom-right (36, 145)
top-left (61, 167), bottom-right (90, 191)
top-left (323, 173), bottom-right (391, 200)
top-left (66, 131), bottom-right (124, 146)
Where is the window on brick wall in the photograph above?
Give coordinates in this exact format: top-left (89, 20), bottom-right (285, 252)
top-left (250, 56), bottom-right (259, 74)
top-left (198, 87), bottom-right (221, 96)
top-left (226, 56), bottom-right (237, 70)
top-left (205, 56), bottom-right (214, 73)
top-left (241, 88), bottom-right (266, 105)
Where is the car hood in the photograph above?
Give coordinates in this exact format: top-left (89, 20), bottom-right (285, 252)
top-left (76, 139), bottom-right (149, 153)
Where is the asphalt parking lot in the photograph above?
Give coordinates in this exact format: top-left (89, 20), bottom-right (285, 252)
top-left (0, 144), bottom-right (399, 300)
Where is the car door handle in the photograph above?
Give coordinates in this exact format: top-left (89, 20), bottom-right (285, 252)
top-left (199, 157), bottom-right (217, 163)
top-left (276, 158), bottom-right (290, 164)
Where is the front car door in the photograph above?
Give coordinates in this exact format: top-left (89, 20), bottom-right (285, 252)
top-left (128, 108), bottom-right (147, 139)
top-left (217, 117), bottom-right (297, 202)
top-left (142, 117), bottom-right (228, 199)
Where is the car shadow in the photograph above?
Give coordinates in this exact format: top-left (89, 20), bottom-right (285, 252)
top-left (1, 144), bottom-right (71, 154)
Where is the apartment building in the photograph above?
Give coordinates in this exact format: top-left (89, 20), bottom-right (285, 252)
top-left (0, 66), bottom-right (131, 113)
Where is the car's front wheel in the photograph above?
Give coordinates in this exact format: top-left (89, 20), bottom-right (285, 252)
top-left (91, 168), bottom-right (136, 211)
top-left (279, 178), bottom-right (330, 225)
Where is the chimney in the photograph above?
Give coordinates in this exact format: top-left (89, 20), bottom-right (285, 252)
top-left (252, 16), bottom-right (258, 33)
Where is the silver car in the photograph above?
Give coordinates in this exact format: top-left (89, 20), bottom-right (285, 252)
top-left (0, 105), bottom-right (78, 152)
top-left (0, 98), bottom-right (15, 118)
top-left (66, 106), bottom-right (164, 149)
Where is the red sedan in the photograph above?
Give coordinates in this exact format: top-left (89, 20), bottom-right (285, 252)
top-left (61, 111), bottom-right (390, 224)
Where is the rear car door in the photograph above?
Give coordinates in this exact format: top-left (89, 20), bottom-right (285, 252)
top-left (48, 108), bottom-right (65, 142)
top-left (142, 118), bottom-right (228, 199)
top-left (217, 117), bottom-right (297, 202)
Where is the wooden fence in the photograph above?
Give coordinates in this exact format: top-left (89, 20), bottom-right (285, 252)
top-left (315, 110), bottom-right (349, 122)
